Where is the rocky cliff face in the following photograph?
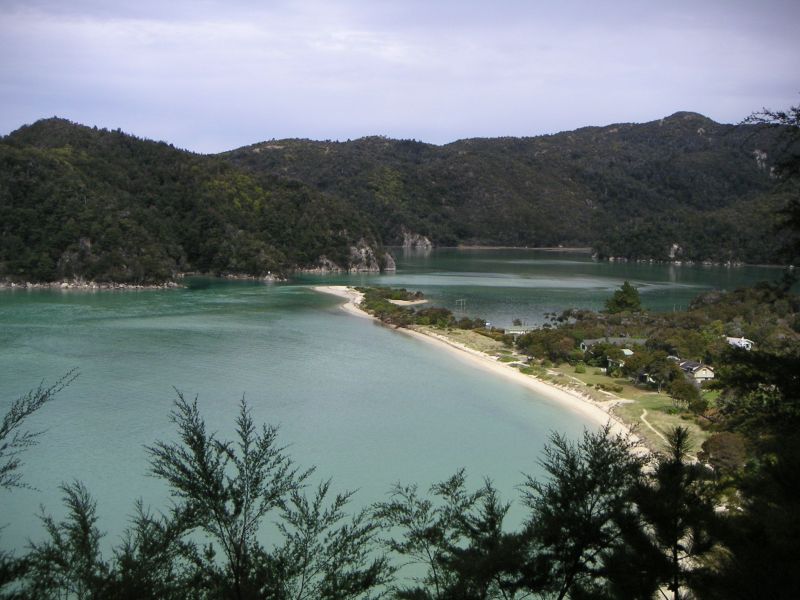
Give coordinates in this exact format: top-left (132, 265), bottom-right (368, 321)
top-left (383, 252), bottom-right (397, 272)
top-left (302, 240), bottom-right (395, 273)
top-left (402, 230), bottom-right (433, 251)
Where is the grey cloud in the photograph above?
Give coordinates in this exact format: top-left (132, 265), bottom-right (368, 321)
top-left (1, 0), bottom-right (798, 152)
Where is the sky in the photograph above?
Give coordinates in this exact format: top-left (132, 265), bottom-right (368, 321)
top-left (1, 0), bottom-right (799, 153)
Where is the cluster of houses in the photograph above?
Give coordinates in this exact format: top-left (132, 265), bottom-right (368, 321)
top-left (579, 335), bottom-right (755, 387)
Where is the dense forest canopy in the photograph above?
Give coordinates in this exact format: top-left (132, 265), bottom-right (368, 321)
top-left (0, 113), bottom-right (794, 283)
top-left (0, 119), bottom-right (384, 283)
top-left (225, 111), bottom-right (792, 262)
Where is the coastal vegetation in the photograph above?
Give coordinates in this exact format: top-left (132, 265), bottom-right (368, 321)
top-left (0, 119), bottom-right (385, 284)
top-left (2, 102), bottom-right (799, 596)
top-left (355, 278), bottom-right (800, 597)
top-left (226, 111), bottom-right (794, 264)
top-left (2, 110), bottom-right (797, 285)
top-left (1, 376), bottom-right (792, 597)
top-left (2, 272), bottom-right (799, 597)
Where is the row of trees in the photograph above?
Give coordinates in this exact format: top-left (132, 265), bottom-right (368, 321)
top-left (2, 380), bottom-right (723, 599)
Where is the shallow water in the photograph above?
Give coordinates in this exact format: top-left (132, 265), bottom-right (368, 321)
top-left (0, 249), bottom-right (783, 554)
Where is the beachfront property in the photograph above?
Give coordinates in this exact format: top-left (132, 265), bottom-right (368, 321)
top-left (579, 336), bottom-right (647, 352)
top-left (607, 348), bottom-right (636, 370)
top-left (726, 336), bottom-right (754, 351)
top-left (678, 360), bottom-right (715, 383)
top-left (506, 325), bottom-right (534, 337)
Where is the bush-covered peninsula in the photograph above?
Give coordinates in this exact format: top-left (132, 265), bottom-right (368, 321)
top-left (1, 112), bottom-right (797, 284)
top-left (0, 119), bottom-right (388, 284)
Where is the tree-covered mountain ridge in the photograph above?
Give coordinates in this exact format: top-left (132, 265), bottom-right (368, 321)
top-left (0, 118), bottom-right (391, 283)
top-left (1, 113), bottom-right (793, 283)
top-left (226, 111), bottom-right (794, 263)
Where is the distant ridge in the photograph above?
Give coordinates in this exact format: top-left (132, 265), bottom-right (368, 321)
top-left (0, 114), bottom-right (792, 283)
top-left (224, 112), bottom-right (789, 261)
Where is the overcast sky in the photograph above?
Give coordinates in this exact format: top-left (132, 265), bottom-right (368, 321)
top-left (1, 0), bottom-right (798, 152)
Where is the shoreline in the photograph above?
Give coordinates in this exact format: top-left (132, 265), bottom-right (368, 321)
top-left (313, 285), bottom-right (639, 445)
top-left (0, 272), bottom-right (285, 291)
top-left (453, 245), bottom-right (592, 252)
top-left (0, 279), bottom-right (183, 291)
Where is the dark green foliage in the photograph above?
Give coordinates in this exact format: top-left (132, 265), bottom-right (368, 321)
top-left (699, 307), bottom-right (800, 595)
top-left (0, 119), bottom-right (382, 283)
top-left (713, 344), bottom-right (800, 430)
top-left (455, 317), bottom-right (486, 330)
top-left (2, 112), bottom-right (794, 284)
top-left (359, 286), bottom-right (494, 333)
top-left (668, 377), bottom-right (702, 408)
top-left (584, 343), bottom-right (624, 370)
top-left (707, 435), bottom-right (800, 599)
top-left (516, 329), bottom-right (579, 363)
top-left (146, 394), bottom-right (311, 598)
top-left (9, 394), bottom-right (390, 599)
top-left (743, 103), bottom-right (800, 262)
top-left (0, 371), bottom-right (76, 597)
top-left (627, 428), bottom-right (718, 600)
top-left (518, 425), bottom-right (645, 600)
top-left (25, 481), bottom-right (112, 599)
top-left (145, 394), bottom-right (390, 599)
top-left (0, 369), bottom-right (77, 490)
top-left (699, 432), bottom-right (748, 476)
top-left (412, 307), bottom-right (455, 329)
top-left (604, 281), bottom-right (642, 314)
top-left (225, 113), bottom-right (791, 263)
top-left (373, 471), bottom-right (525, 600)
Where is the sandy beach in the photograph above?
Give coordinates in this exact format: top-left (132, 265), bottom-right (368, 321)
top-left (313, 285), bottom-right (637, 442)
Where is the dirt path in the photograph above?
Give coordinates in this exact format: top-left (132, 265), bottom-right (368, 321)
top-left (640, 408), bottom-right (669, 446)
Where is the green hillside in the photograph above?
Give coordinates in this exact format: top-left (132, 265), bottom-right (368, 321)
top-left (0, 119), bottom-right (383, 283)
top-left (226, 112), bottom-right (791, 262)
top-left (0, 113), bottom-right (794, 284)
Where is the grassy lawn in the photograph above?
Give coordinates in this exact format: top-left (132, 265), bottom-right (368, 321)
top-left (549, 364), bottom-right (711, 452)
top-left (419, 326), bottom-right (511, 356)
top-left (418, 327), bottom-right (712, 454)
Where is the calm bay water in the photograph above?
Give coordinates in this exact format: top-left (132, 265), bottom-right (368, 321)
top-left (0, 249), bottom-right (784, 553)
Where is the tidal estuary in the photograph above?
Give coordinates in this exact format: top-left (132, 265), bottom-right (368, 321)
top-left (0, 249), bottom-right (783, 553)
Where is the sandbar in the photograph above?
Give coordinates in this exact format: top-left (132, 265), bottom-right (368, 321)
top-left (313, 285), bottom-right (639, 445)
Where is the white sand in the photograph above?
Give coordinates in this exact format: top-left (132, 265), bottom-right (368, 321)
top-left (388, 298), bottom-right (428, 306)
top-left (313, 285), bottom-right (639, 444)
top-left (313, 286), bottom-right (371, 319)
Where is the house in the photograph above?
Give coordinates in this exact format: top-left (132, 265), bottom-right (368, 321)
top-left (726, 336), bottom-right (754, 351)
top-left (506, 326), bottom-right (534, 338)
top-left (607, 349), bottom-right (636, 371)
top-left (679, 360), bottom-right (715, 383)
top-left (579, 337), bottom-right (647, 352)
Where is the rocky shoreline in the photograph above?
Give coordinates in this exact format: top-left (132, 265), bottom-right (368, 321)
top-left (0, 278), bottom-right (184, 290)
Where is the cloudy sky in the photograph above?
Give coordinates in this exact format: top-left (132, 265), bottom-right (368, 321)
top-left (1, 0), bottom-right (798, 152)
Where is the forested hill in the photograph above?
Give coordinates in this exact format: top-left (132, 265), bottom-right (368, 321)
top-left (225, 112), bottom-right (792, 262)
top-left (0, 118), bottom-right (385, 283)
top-left (0, 113), bottom-right (794, 283)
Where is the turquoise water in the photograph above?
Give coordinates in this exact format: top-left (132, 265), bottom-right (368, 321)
top-left (0, 249), bottom-right (784, 554)
top-left (298, 248), bottom-right (786, 326)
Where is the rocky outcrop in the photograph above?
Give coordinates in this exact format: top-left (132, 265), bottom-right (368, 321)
top-left (298, 240), bottom-right (396, 274)
top-left (300, 256), bottom-right (345, 274)
top-left (668, 243), bottom-right (683, 259)
top-left (0, 278), bottom-right (181, 290)
top-left (401, 229), bottom-right (433, 251)
top-left (348, 240), bottom-right (381, 272)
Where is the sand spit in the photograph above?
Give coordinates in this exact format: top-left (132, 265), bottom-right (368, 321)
top-left (313, 286), bottom-right (639, 445)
